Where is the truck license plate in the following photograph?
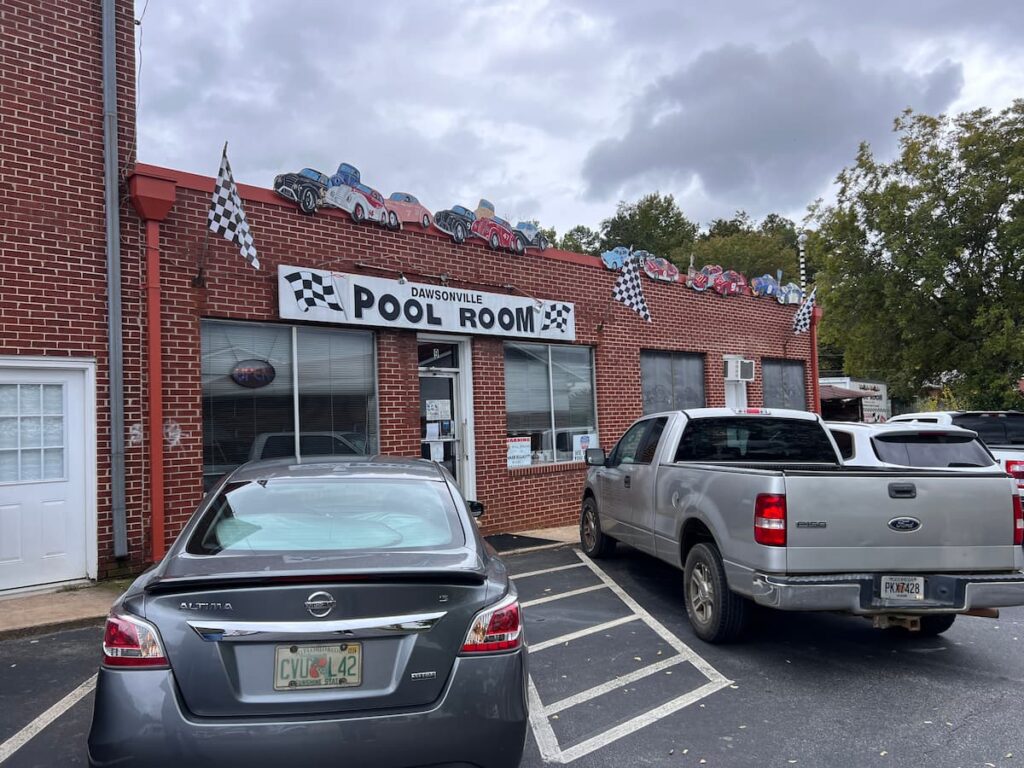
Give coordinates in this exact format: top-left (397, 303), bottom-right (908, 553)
top-left (881, 576), bottom-right (924, 601)
top-left (274, 643), bottom-right (362, 690)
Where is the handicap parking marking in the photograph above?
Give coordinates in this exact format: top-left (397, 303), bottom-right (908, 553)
top-left (522, 550), bottom-right (732, 765)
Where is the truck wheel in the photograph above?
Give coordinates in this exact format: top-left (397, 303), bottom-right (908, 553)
top-left (684, 543), bottom-right (749, 643)
top-left (917, 614), bottom-right (957, 636)
top-left (580, 497), bottom-right (615, 558)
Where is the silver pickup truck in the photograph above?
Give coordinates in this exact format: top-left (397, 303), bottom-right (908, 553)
top-left (581, 408), bottom-right (1024, 643)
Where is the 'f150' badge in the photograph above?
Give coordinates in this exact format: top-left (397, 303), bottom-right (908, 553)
top-left (888, 517), bottom-right (922, 532)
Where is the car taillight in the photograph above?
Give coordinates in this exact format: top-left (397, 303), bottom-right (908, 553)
top-left (102, 613), bottom-right (168, 668)
top-left (460, 595), bottom-right (522, 654)
top-left (754, 494), bottom-right (787, 547)
top-left (1014, 493), bottom-right (1023, 546)
top-left (1006, 460), bottom-right (1024, 492)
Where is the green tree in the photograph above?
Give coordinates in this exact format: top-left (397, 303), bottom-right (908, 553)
top-left (560, 224), bottom-right (601, 255)
top-left (538, 225), bottom-right (558, 246)
top-left (813, 102), bottom-right (1024, 407)
top-left (598, 192), bottom-right (698, 263)
top-left (693, 211), bottom-right (801, 279)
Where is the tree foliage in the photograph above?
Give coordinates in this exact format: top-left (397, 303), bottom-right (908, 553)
top-left (813, 102), bottom-right (1024, 407)
top-left (560, 224), bottom-right (601, 255)
top-left (598, 192), bottom-right (698, 262)
top-left (693, 210), bottom-right (801, 279)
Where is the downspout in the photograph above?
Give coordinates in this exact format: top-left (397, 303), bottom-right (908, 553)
top-left (810, 306), bottom-right (823, 414)
top-left (102, 0), bottom-right (127, 557)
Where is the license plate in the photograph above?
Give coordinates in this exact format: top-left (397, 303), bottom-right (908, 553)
top-left (880, 576), bottom-right (925, 601)
top-left (273, 643), bottom-right (362, 691)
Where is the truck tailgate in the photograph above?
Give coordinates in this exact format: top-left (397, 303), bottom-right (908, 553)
top-left (782, 471), bottom-right (1018, 573)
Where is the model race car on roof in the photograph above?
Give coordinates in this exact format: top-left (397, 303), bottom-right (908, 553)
top-left (473, 214), bottom-right (525, 254)
top-left (433, 205), bottom-right (476, 244)
top-left (273, 168), bottom-right (329, 215)
top-left (323, 163), bottom-right (392, 228)
top-left (386, 192), bottom-right (433, 230)
top-left (514, 221), bottom-right (549, 251)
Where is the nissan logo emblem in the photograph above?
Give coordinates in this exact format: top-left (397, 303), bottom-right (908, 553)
top-left (304, 591), bottom-right (336, 618)
top-left (888, 517), bottom-right (922, 532)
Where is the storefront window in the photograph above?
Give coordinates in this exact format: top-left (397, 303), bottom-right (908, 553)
top-left (762, 359), bottom-right (806, 410)
top-left (504, 342), bottom-right (596, 464)
top-left (640, 351), bottom-right (705, 413)
top-left (201, 320), bottom-right (376, 488)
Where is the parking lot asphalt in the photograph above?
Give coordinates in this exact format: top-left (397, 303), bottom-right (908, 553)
top-left (1, 544), bottom-right (1022, 768)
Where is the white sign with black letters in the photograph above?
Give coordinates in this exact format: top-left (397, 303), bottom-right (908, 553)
top-left (278, 267), bottom-right (576, 341)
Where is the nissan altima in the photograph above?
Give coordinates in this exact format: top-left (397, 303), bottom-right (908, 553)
top-left (87, 457), bottom-right (528, 768)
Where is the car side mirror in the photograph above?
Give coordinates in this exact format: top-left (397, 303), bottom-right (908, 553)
top-left (585, 448), bottom-right (607, 467)
top-left (467, 500), bottom-right (485, 518)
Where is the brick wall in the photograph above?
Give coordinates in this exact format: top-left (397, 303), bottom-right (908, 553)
top-left (0, 0), bottom-right (140, 576)
top-left (128, 167), bottom-right (813, 553)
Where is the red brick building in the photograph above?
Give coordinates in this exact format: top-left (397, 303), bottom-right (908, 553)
top-left (0, 0), bottom-right (816, 593)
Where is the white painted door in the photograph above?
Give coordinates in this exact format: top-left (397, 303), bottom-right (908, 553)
top-left (0, 369), bottom-right (87, 591)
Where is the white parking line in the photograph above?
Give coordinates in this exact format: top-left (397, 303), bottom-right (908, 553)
top-left (0, 674), bottom-right (97, 764)
top-left (526, 551), bottom-right (732, 764)
top-left (521, 584), bottom-right (607, 608)
top-left (513, 563), bottom-right (587, 580)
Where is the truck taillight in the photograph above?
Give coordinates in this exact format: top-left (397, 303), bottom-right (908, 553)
top-left (1006, 460), bottom-right (1024, 491)
top-left (1014, 493), bottom-right (1023, 547)
top-left (754, 494), bottom-right (787, 547)
top-left (460, 594), bottom-right (522, 654)
top-left (102, 613), bottom-right (168, 668)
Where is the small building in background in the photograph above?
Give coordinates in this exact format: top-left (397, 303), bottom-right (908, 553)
top-left (819, 377), bottom-right (891, 422)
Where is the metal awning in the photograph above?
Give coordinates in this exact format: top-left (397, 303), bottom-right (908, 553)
top-left (819, 384), bottom-right (869, 401)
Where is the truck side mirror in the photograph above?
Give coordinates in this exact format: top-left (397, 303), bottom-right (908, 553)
top-left (467, 500), bottom-right (485, 518)
top-left (585, 448), bottom-right (607, 467)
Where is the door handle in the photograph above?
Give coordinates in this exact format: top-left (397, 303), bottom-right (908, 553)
top-left (624, 475), bottom-right (631, 489)
top-left (888, 483), bottom-right (916, 499)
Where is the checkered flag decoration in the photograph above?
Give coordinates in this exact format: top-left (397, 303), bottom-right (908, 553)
top-left (208, 144), bottom-right (259, 269)
top-left (612, 256), bottom-right (652, 322)
top-left (284, 270), bottom-right (345, 314)
top-left (541, 302), bottom-right (572, 332)
top-left (792, 286), bottom-right (817, 334)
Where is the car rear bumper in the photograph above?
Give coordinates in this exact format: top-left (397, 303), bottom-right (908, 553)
top-left (750, 571), bottom-right (1024, 614)
top-left (88, 651), bottom-right (527, 768)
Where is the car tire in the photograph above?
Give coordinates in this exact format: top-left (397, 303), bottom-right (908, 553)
top-left (580, 497), bottom-right (615, 559)
top-left (683, 542), bottom-right (749, 644)
top-left (351, 204), bottom-right (365, 224)
top-left (422, 213), bottom-right (431, 229)
top-left (539, 238), bottom-right (548, 252)
top-left (489, 232), bottom-right (500, 250)
top-left (298, 187), bottom-right (318, 215)
top-left (916, 614), bottom-right (957, 636)
top-left (453, 222), bottom-right (466, 244)
top-left (388, 210), bottom-right (400, 230)
top-left (514, 236), bottom-right (525, 255)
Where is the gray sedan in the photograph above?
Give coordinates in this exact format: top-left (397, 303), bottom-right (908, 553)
top-left (88, 457), bottom-right (527, 768)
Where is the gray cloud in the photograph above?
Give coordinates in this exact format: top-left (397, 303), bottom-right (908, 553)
top-left (581, 41), bottom-right (963, 212)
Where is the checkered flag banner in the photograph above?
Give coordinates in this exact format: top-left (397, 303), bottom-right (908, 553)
top-left (541, 302), bottom-right (572, 332)
top-left (283, 270), bottom-right (345, 314)
top-left (208, 144), bottom-right (259, 269)
top-left (792, 286), bottom-right (817, 334)
top-left (612, 257), bottom-right (652, 322)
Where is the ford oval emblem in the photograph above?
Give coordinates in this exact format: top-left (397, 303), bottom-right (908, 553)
top-left (888, 517), bottom-right (922, 532)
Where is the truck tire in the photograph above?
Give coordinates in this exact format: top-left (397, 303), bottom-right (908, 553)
top-left (580, 497), bottom-right (615, 558)
top-left (917, 614), bottom-right (957, 636)
top-left (683, 543), bottom-right (749, 643)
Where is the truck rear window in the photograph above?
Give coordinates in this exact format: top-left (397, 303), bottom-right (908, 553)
top-left (675, 417), bottom-right (838, 463)
top-left (871, 433), bottom-right (995, 468)
top-left (951, 414), bottom-right (1024, 446)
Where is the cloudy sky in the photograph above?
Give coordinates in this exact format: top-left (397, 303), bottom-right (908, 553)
top-left (135, 0), bottom-right (1024, 234)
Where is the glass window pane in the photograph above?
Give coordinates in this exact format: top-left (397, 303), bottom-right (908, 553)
top-left (504, 342), bottom-right (554, 462)
top-left (417, 343), bottom-right (458, 369)
top-left (0, 417), bottom-right (16, 450)
top-left (43, 416), bottom-right (63, 447)
top-left (20, 417), bottom-right (41, 448)
top-left (296, 327), bottom-right (377, 459)
top-left (672, 354), bottom-right (705, 409)
top-left (21, 449), bottom-right (42, 481)
top-left (551, 346), bottom-right (595, 462)
top-left (43, 448), bottom-right (64, 479)
top-left (641, 351), bottom-right (705, 413)
top-left (19, 385), bottom-right (41, 416)
top-left (0, 385), bottom-right (17, 415)
top-left (762, 360), bottom-right (806, 410)
top-left (42, 385), bottom-right (63, 414)
top-left (0, 450), bottom-right (17, 482)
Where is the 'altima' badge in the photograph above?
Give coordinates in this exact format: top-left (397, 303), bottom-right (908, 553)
top-left (410, 671), bottom-right (437, 681)
top-left (304, 591), bottom-right (336, 618)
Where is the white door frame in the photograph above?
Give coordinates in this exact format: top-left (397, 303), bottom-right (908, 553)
top-left (417, 334), bottom-right (476, 501)
top-left (0, 355), bottom-right (98, 581)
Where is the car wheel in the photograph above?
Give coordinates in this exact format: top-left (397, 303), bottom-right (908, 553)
top-left (489, 232), bottom-right (500, 250)
top-left (453, 222), bottom-right (466, 244)
top-left (388, 210), bottom-right (400, 230)
top-left (580, 497), bottom-right (615, 558)
top-left (514, 235), bottom-right (526, 255)
top-left (351, 204), bottom-right (365, 223)
top-left (683, 542), bottom-right (749, 644)
top-left (916, 614), bottom-right (957, 636)
top-left (298, 187), bottom-right (318, 215)
top-left (539, 238), bottom-right (548, 252)
top-left (422, 213), bottom-right (431, 229)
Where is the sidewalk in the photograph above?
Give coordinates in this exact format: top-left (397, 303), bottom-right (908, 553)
top-left (0, 526), bottom-right (577, 640)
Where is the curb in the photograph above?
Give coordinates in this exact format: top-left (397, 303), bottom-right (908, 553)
top-left (0, 616), bottom-right (107, 642)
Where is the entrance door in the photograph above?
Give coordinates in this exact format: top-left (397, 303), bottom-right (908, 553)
top-left (0, 368), bottom-right (88, 591)
top-left (419, 372), bottom-right (462, 485)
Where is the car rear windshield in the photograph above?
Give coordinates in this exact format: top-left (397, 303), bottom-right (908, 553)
top-left (951, 414), bottom-right (1024, 446)
top-left (675, 417), bottom-right (839, 463)
top-left (871, 433), bottom-right (996, 468)
top-left (186, 478), bottom-right (464, 555)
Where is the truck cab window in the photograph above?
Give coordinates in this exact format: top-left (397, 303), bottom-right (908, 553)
top-left (610, 421), bottom-right (650, 466)
top-left (635, 418), bottom-right (668, 464)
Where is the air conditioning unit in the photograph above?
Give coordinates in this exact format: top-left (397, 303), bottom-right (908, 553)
top-left (723, 358), bottom-right (755, 382)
